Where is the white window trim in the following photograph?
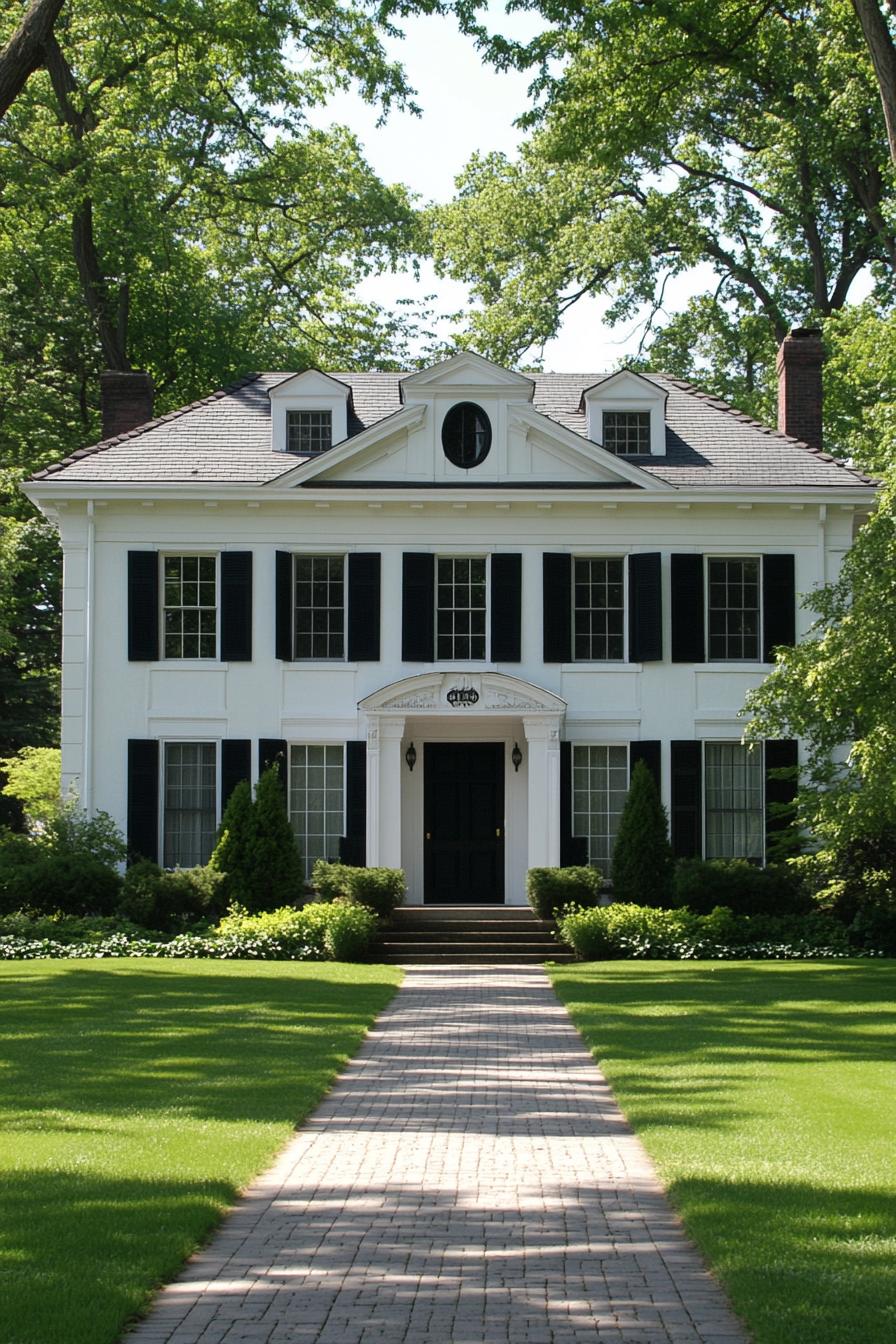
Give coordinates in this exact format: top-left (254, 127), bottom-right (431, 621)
top-left (160, 550), bottom-right (220, 662)
top-left (292, 551), bottom-right (348, 663)
top-left (701, 739), bottom-right (766, 865)
top-left (570, 740), bottom-right (630, 873)
top-left (285, 407), bottom-right (333, 456)
top-left (435, 552), bottom-right (490, 663)
top-left (288, 741), bottom-right (347, 879)
top-left (704, 553), bottom-right (763, 664)
top-left (570, 553), bottom-right (628, 664)
top-left (159, 738), bottom-right (220, 870)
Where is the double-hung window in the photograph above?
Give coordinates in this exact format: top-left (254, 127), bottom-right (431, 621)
top-left (573, 557), bottom-right (625, 660)
top-left (571, 744), bottom-right (629, 870)
top-left (163, 742), bottom-right (217, 867)
top-left (294, 555), bottom-right (345, 659)
top-left (707, 557), bottom-right (760, 660)
top-left (286, 409), bottom-right (332, 455)
top-left (163, 555), bottom-right (217, 659)
top-left (704, 742), bottom-right (764, 860)
top-left (289, 744), bottom-right (345, 879)
top-left (436, 556), bottom-right (487, 660)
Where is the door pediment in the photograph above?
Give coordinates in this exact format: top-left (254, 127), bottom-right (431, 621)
top-left (359, 672), bottom-right (567, 716)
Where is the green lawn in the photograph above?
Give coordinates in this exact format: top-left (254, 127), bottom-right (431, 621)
top-left (0, 959), bottom-right (402, 1344)
top-left (548, 960), bottom-right (896, 1344)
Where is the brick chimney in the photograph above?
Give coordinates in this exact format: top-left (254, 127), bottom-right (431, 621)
top-left (776, 327), bottom-right (825, 451)
top-left (100, 370), bottom-right (154, 439)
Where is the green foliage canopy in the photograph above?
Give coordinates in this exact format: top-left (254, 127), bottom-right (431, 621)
top-left (432, 0), bottom-right (896, 413)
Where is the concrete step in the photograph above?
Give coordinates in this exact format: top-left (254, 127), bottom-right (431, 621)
top-left (382, 927), bottom-right (557, 943)
top-left (379, 938), bottom-right (561, 955)
top-left (391, 905), bottom-right (542, 923)
top-left (380, 951), bottom-right (574, 965)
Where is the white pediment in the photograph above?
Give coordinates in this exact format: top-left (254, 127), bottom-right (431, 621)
top-left (581, 369), bottom-right (668, 455)
top-left (359, 672), bottom-right (567, 716)
top-left (400, 351), bottom-right (534, 396)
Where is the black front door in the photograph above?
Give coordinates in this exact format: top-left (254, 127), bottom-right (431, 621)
top-left (424, 742), bottom-right (505, 904)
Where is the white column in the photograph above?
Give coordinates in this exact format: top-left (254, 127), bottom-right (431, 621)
top-left (523, 715), bottom-right (562, 868)
top-left (373, 715), bottom-right (405, 869)
top-left (365, 718), bottom-right (380, 867)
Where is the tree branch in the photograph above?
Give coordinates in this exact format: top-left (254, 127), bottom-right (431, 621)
top-left (852, 0), bottom-right (896, 169)
top-left (0, 0), bottom-right (65, 121)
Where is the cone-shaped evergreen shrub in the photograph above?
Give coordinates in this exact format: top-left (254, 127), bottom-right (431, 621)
top-left (611, 761), bottom-right (673, 906)
top-left (210, 779), bottom-right (255, 906)
top-left (249, 765), bottom-right (303, 910)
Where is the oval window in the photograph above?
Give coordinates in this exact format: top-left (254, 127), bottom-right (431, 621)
top-left (441, 402), bottom-right (492, 468)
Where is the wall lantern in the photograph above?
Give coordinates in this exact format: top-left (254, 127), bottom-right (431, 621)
top-left (511, 742), bottom-right (523, 773)
top-left (405, 742), bottom-right (417, 773)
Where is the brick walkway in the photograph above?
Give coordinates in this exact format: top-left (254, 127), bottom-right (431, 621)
top-left (126, 966), bottom-right (747, 1344)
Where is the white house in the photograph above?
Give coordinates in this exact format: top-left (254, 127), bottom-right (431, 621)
top-left (24, 333), bottom-right (875, 904)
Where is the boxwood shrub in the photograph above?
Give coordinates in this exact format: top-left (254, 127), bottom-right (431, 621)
top-left (672, 857), bottom-right (810, 917)
top-left (556, 901), bottom-right (858, 961)
top-left (526, 866), bottom-right (602, 919)
top-left (311, 860), bottom-right (406, 919)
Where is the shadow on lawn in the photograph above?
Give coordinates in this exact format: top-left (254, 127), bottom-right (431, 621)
top-left (0, 1167), bottom-right (236, 1344)
top-left (0, 964), bottom-right (398, 1128)
top-left (667, 1174), bottom-right (896, 1344)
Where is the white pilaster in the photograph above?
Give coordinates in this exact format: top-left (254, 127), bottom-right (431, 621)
top-left (367, 715), bottom-right (405, 869)
top-left (523, 715), bottom-right (562, 868)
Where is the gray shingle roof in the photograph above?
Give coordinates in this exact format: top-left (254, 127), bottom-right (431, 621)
top-left (30, 369), bottom-right (874, 489)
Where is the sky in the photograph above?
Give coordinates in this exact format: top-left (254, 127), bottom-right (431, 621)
top-left (309, 6), bottom-right (718, 371)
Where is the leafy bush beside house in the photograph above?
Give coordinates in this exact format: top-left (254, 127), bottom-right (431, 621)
top-left (118, 860), bottom-right (226, 932)
top-left (526, 866), bottom-right (602, 919)
top-left (311, 861), bottom-right (406, 918)
top-left (672, 857), bottom-right (811, 917)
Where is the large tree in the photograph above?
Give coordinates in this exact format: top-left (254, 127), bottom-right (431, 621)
top-left (431, 0), bottom-right (895, 416)
top-left (0, 0), bottom-right (445, 753)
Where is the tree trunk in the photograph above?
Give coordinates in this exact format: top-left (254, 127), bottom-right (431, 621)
top-left (853, 0), bottom-right (896, 170)
top-left (0, 0), bottom-right (65, 120)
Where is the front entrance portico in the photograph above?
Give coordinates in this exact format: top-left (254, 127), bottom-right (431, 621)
top-left (358, 672), bottom-right (567, 904)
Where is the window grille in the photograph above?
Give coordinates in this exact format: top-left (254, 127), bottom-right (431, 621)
top-left (286, 409), bottom-right (332, 455)
top-left (289, 744), bottom-right (345, 879)
top-left (163, 555), bottom-right (216, 659)
top-left (436, 557), bottom-right (487, 660)
top-left (704, 742), bottom-right (764, 860)
top-left (603, 411), bottom-right (650, 455)
top-left (708, 557), bottom-right (760, 660)
top-left (573, 557), bottom-right (625, 660)
top-left (163, 742), bottom-right (216, 867)
top-left (571, 744), bottom-right (629, 871)
top-left (294, 555), bottom-right (345, 659)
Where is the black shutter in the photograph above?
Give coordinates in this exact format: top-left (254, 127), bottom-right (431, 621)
top-left (339, 740), bottom-right (367, 867)
top-left (559, 741), bottom-right (588, 867)
top-left (127, 739), bottom-right (159, 863)
top-left (275, 551), bottom-right (292, 660)
top-left (670, 741), bottom-right (702, 858)
top-left (765, 738), bottom-right (799, 857)
top-left (671, 554), bottom-right (705, 663)
top-left (762, 554), bottom-right (796, 661)
top-left (348, 553), bottom-right (381, 662)
top-left (258, 738), bottom-right (288, 802)
top-left (543, 553), bottom-right (571, 663)
top-left (629, 552), bottom-right (662, 661)
top-left (127, 551), bottom-right (159, 661)
top-left (630, 741), bottom-right (661, 794)
top-left (402, 553), bottom-right (435, 661)
top-left (221, 739), bottom-right (251, 811)
top-left (490, 553), bottom-right (522, 662)
top-left (220, 552), bottom-right (253, 661)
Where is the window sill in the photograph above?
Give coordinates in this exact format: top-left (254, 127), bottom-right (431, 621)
top-left (701, 661), bottom-right (771, 672)
top-left (151, 660), bottom-right (228, 670)
top-left (561, 662), bottom-right (642, 673)
top-left (286, 661), bottom-right (359, 671)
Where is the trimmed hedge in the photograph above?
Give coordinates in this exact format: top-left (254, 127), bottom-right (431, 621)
top-left (555, 902), bottom-right (867, 961)
top-left (311, 861), bottom-right (406, 919)
top-left (672, 857), bottom-right (810, 917)
top-left (526, 866), bottom-right (602, 919)
top-left (118, 860), bottom-right (226, 932)
top-left (0, 901), bottom-right (379, 962)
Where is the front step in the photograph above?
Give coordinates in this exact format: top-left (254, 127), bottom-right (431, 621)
top-left (376, 905), bottom-right (572, 964)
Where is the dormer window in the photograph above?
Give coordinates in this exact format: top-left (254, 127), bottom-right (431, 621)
top-left (287, 409), bottom-right (332, 455)
top-left (603, 411), bottom-right (650, 456)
